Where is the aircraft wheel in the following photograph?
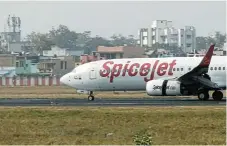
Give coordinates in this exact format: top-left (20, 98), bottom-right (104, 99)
top-left (212, 90), bottom-right (223, 101)
top-left (88, 95), bottom-right (94, 101)
top-left (197, 90), bottom-right (209, 101)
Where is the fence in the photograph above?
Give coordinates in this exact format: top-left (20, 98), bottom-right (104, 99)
top-left (0, 76), bottom-right (61, 86)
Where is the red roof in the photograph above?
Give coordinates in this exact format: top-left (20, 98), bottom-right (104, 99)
top-left (97, 46), bottom-right (124, 53)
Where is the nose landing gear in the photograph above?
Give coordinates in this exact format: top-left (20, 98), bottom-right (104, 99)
top-left (88, 91), bottom-right (94, 101)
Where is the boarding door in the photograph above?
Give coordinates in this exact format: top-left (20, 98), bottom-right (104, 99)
top-left (89, 67), bottom-right (100, 90)
top-left (89, 68), bottom-right (96, 80)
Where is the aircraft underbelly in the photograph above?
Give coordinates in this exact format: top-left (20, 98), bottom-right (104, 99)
top-left (97, 76), bottom-right (145, 91)
top-left (113, 77), bottom-right (145, 91)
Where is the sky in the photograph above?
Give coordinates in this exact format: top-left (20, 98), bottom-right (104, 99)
top-left (0, 1), bottom-right (225, 39)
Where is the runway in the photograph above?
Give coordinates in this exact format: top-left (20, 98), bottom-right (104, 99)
top-left (0, 97), bottom-right (225, 106)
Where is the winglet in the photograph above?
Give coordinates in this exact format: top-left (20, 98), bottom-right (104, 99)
top-left (199, 44), bottom-right (215, 67)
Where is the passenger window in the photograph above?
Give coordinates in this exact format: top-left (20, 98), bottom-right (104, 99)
top-left (210, 67), bottom-right (213, 70)
top-left (188, 68), bottom-right (191, 71)
top-left (214, 67), bottom-right (217, 70)
top-left (181, 68), bottom-right (183, 71)
top-left (173, 68), bottom-right (175, 71)
top-left (177, 68), bottom-right (179, 71)
top-left (223, 67), bottom-right (225, 70)
top-left (218, 67), bottom-right (221, 70)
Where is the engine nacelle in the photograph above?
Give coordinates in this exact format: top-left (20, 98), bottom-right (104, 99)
top-left (146, 80), bottom-right (183, 96)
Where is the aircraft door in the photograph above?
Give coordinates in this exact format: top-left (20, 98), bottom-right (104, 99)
top-left (87, 65), bottom-right (101, 90)
top-left (89, 69), bottom-right (96, 79)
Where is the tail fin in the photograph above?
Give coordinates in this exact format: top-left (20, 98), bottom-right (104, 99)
top-left (199, 44), bottom-right (215, 67)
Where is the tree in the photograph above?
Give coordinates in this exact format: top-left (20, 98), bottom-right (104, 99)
top-left (196, 37), bottom-right (207, 50)
top-left (76, 31), bottom-right (92, 48)
top-left (127, 35), bottom-right (137, 46)
top-left (213, 31), bottom-right (226, 48)
top-left (85, 35), bottom-right (112, 54)
top-left (27, 32), bottom-right (53, 53)
top-left (110, 34), bottom-right (137, 46)
top-left (196, 31), bottom-right (226, 50)
top-left (49, 25), bottom-right (78, 48)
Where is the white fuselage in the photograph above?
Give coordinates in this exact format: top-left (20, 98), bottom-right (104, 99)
top-left (60, 56), bottom-right (226, 91)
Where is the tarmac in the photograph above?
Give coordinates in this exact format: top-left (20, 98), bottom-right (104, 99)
top-left (0, 97), bottom-right (225, 107)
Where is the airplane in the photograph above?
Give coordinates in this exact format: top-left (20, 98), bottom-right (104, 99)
top-left (60, 44), bottom-right (226, 101)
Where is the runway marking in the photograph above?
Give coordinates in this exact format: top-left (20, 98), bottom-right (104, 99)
top-left (219, 102), bottom-right (226, 105)
top-left (0, 97), bottom-right (225, 107)
top-left (87, 103), bottom-right (168, 105)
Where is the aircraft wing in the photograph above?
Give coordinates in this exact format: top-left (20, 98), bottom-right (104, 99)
top-left (177, 44), bottom-right (214, 81)
top-left (157, 76), bottom-right (178, 81)
top-left (176, 44), bottom-right (220, 89)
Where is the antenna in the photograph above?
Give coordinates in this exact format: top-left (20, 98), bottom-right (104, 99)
top-left (7, 14), bottom-right (21, 33)
top-left (2, 14), bottom-right (22, 45)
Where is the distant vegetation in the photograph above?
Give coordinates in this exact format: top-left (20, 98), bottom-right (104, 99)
top-left (26, 25), bottom-right (138, 54)
top-left (196, 31), bottom-right (226, 50)
top-left (24, 24), bottom-right (226, 54)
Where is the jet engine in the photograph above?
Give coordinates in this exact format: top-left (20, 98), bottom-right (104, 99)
top-left (146, 80), bottom-right (184, 96)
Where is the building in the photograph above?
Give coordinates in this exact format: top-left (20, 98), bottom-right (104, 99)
top-left (43, 46), bottom-right (84, 57)
top-left (38, 56), bottom-right (75, 76)
top-left (96, 46), bottom-right (145, 59)
top-left (0, 67), bottom-right (16, 77)
top-left (80, 54), bottom-right (99, 64)
top-left (0, 54), bottom-right (16, 66)
top-left (0, 54), bottom-right (40, 76)
top-left (15, 55), bottom-right (40, 75)
top-left (187, 48), bottom-right (226, 57)
top-left (137, 28), bottom-right (150, 48)
top-left (138, 20), bottom-right (196, 53)
top-left (0, 54), bottom-right (41, 76)
top-left (223, 42), bottom-right (227, 51)
top-left (0, 15), bottom-right (23, 53)
top-left (178, 26), bottom-right (196, 53)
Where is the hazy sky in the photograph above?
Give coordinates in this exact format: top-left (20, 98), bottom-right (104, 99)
top-left (0, 1), bottom-right (226, 39)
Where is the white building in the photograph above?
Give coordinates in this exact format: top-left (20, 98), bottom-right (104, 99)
top-left (43, 46), bottom-right (84, 57)
top-left (138, 20), bottom-right (196, 53)
top-left (137, 28), bottom-right (149, 48)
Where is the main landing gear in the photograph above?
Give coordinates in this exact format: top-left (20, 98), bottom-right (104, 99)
top-left (212, 90), bottom-right (223, 101)
top-left (197, 89), bottom-right (209, 101)
top-left (197, 89), bottom-right (223, 101)
top-left (88, 91), bottom-right (94, 101)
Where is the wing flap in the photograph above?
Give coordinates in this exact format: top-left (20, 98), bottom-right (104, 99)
top-left (178, 44), bottom-right (215, 81)
top-left (192, 76), bottom-right (220, 89)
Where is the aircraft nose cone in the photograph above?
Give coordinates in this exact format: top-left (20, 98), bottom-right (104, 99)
top-left (60, 75), bottom-right (67, 85)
